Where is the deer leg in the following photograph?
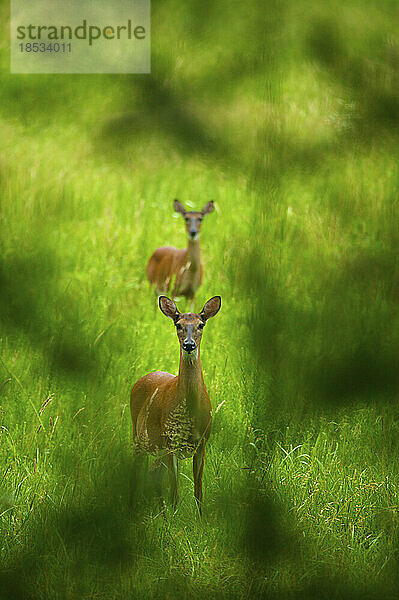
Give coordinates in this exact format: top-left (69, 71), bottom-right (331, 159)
top-left (166, 452), bottom-right (179, 511)
top-left (149, 457), bottom-right (166, 517)
top-left (193, 443), bottom-right (205, 515)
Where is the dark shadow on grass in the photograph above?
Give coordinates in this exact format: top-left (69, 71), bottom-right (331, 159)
top-left (307, 16), bottom-right (399, 135)
top-left (0, 250), bottom-right (97, 377)
top-left (0, 454), bottom-right (154, 600)
top-left (1, 2), bottom-right (399, 599)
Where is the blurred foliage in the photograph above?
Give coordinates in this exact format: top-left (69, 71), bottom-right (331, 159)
top-left (0, 0), bottom-right (399, 598)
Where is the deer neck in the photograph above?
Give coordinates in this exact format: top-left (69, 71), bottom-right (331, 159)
top-left (177, 348), bottom-right (205, 413)
top-left (186, 238), bottom-right (201, 271)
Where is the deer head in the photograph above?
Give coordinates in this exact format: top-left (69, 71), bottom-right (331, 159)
top-left (174, 199), bottom-right (214, 241)
top-left (159, 295), bottom-right (221, 360)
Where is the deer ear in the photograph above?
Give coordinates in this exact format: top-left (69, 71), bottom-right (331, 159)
top-left (201, 200), bottom-right (214, 215)
top-left (174, 199), bottom-right (186, 215)
top-left (199, 296), bottom-right (221, 321)
top-left (159, 296), bottom-right (181, 321)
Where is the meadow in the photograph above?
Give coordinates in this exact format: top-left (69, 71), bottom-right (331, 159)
top-left (1, 0), bottom-right (399, 598)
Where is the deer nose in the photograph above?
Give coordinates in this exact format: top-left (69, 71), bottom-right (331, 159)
top-left (189, 229), bottom-right (197, 238)
top-left (182, 339), bottom-right (196, 352)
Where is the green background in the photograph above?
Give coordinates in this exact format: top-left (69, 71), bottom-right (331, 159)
top-left (1, 1), bottom-right (399, 598)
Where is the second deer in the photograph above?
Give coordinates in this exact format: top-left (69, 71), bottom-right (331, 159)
top-left (146, 199), bottom-right (214, 309)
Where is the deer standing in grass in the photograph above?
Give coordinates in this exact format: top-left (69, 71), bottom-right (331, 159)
top-left (130, 295), bottom-right (221, 514)
top-left (146, 200), bottom-right (215, 309)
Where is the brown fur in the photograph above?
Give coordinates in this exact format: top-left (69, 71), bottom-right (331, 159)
top-left (130, 296), bottom-right (221, 513)
top-left (146, 200), bottom-right (214, 300)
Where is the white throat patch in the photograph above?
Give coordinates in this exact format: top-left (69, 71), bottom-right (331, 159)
top-left (188, 234), bottom-right (200, 242)
top-left (182, 347), bottom-right (198, 362)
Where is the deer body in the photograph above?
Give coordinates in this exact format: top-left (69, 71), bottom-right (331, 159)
top-left (131, 362), bottom-right (211, 459)
top-left (130, 295), bottom-right (221, 512)
top-left (146, 200), bottom-right (214, 302)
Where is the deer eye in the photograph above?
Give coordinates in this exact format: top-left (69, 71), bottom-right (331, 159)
top-left (198, 323), bottom-right (205, 330)
top-left (176, 323), bottom-right (183, 331)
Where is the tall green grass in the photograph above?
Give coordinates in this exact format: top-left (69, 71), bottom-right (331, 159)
top-left (1, 0), bottom-right (399, 598)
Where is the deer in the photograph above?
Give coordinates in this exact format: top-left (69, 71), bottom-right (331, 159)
top-left (146, 199), bottom-right (215, 309)
top-left (130, 294), bottom-right (221, 515)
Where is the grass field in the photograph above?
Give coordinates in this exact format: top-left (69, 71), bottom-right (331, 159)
top-left (1, 1), bottom-right (399, 598)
